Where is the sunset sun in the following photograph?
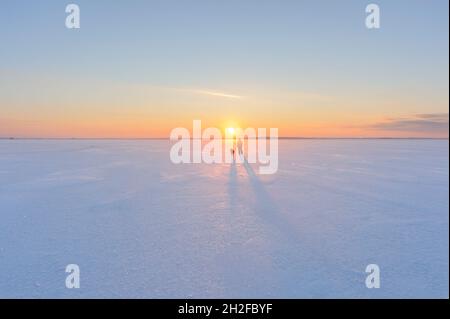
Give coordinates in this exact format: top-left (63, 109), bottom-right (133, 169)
top-left (226, 127), bottom-right (235, 136)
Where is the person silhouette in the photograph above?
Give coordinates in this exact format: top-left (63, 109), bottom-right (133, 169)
top-left (237, 138), bottom-right (243, 157)
top-left (231, 137), bottom-right (236, 161)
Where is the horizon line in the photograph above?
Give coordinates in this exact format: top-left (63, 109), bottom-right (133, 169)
top-left (1, 137), bottom-right (448, 140)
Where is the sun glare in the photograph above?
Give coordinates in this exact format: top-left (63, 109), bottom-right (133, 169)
top-left (226, 127), bottom-right (235, 136)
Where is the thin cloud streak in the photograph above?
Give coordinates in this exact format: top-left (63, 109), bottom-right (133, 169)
top-left (181, 89), bottom-right (243, 99)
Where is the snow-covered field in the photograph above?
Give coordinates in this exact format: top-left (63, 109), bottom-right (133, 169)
top-left (0, 139), bottom-right (448, 298)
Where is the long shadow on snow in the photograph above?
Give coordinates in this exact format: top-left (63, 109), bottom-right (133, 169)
top-left (241, 158), bottom-right (300, 243)
top-left (228, 160), bottom-right (239, 214)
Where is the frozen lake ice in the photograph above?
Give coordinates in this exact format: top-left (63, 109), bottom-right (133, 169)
top-left (0, 139), bottom-right (448, 298)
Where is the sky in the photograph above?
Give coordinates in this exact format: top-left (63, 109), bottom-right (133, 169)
top-left (0, 0), bottom-right (448, 138)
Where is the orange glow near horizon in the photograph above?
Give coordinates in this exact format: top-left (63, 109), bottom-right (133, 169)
top-left (1, 115), bottom-right (448, 139)
top-left (1, 73), bottom-right (448, 139)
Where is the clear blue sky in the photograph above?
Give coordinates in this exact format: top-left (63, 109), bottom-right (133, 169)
top-left (0, 0), bottom-right (448, 137)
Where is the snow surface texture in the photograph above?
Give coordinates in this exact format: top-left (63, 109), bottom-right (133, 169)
top-left (0, 139), bottom-right (448, 298)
